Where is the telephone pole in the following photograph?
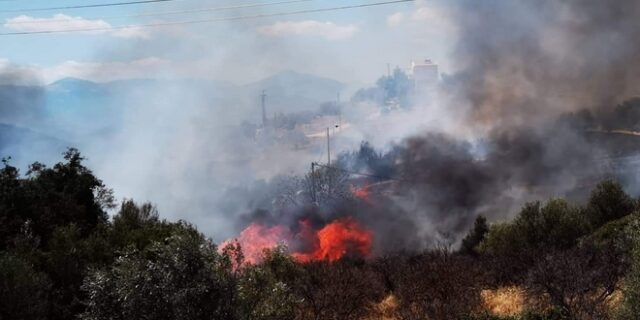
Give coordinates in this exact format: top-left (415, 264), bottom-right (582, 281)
top-left (326, 128), bottom-right (331, 166)
top-left (261, 90), bottom-right (267, 127)
top-left (311, 162), bottom-right (317, 205)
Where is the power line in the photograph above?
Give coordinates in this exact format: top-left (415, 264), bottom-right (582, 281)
top-left (4, 0), bottom-right (317, 25)
top-left (0, 0), bottom-right (415, 36)
top-left (0, 0), bottom-right (180, 13)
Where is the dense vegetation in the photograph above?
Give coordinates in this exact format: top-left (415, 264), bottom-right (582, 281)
top-left (2, 149), bottom-right (640, 320)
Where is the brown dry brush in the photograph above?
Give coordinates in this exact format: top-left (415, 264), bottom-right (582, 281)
top-left (373, 249), bottom-right (489, 320)
top-left (292, 259), bottom-right (386, 320)
top-left (526, 244), bottom-right (628, 320)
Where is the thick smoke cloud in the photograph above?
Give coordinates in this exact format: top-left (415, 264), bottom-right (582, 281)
top-left (233, 119), bottom-right (609, 251)
top-left (446, 0), bottom-right (640, 128)
top-left (379, 0), bottom-right (640, 246)
top-left (236, 0), bottom-right (640, 250)
top-left (2, 0), bottom-right (640, 252)
top-left (388, 123), bottom-right (606, 245)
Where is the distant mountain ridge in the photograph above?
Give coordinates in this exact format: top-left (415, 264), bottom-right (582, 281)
top-left (42, 71), bottom-right (346, 121)
top-left (243, 70), bottom-right (345, 114)
top-left (0, 123), bottom-right (69, 166)
top-left (0, 71), bottom-right (346, 159)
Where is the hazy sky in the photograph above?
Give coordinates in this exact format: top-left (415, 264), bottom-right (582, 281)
top-left (0, 0), bottom-right (455, 85)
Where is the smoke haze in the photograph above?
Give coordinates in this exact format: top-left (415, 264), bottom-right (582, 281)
top-left (1, 0), bottom-right (640, 250)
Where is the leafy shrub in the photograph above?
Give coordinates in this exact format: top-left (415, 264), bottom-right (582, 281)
top-left (615, 217), bottom-right (640, 320)
top-left (0, 252), bottom-right (51, 320)
top-left (461, 215), bottom-right (490, 255)
top-left (81, 224), bottom-right (236, 320)
top-left (584, 180), bottom-right (636, 229)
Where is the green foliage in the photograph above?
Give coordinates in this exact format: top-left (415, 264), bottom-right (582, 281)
top-left (615, 217), bottom-right (640, 320)
top-left (0, 158), bottom-right (26, 249)
top-left (584, 179), bottom-right (636, 229)
top-left (0, 251), bottom-right (51, 320)
top-left (236, 246), bottom-right (300, 320)
top-left (515, 199), bottom-right (588, 249)
top-left (376, 68), bottom-right (413, 108)
top-left (461, 215), bottom-right (489, 255)
top-left (110, 200), bottom-right (175, 251)
top-left (0, 148), bottom-right (112, 250)
top-left (480, 199), bottom-right (589, 256)
top-left (479, 222), bottom-right (522, 256)
top-left (481, 181), bottom-right (636, 260)
top-left (352, 67), bottom-right (413, 109)
top-left (585, 212), bottom-right (638, 251)
top-left (1, 150), bottom-right (639, 320)
top-left (81, 224), bottom-right (236, 320)
top-left (45, 225), bottom-right (92, 319)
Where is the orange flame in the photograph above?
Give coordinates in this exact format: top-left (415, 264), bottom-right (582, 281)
top-left (350, 185), bottom-right (370, 201)
top-left (221, 217), bottom-right (373, 264)
top-left (220, 223), bottom-right (290, 265)
top-left (293, 217), bottom-right (373, 263)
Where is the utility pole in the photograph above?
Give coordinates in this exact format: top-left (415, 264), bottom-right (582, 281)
top-left (326, 127), bottom-right (331, 166)
top-left (261, 90), bottom-right (267, 127)
top-left (387, 63), bottom-right (391, 77)
top-left (310, 162), bottom-right (317, 205)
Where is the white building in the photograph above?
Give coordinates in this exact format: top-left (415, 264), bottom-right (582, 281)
top-left (411, 59), bottom-right (439, 91)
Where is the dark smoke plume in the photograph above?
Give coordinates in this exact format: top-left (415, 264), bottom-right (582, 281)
top-left (236, 0), bottom-right (640, 251)
top-left (383, 0), bottom-right (640, 245)
top-left (447, 0), bottom-right (640, 128)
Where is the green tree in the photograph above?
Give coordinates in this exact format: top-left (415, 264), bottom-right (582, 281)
top-left (527, 244), bottom-right (625, 319)
top-left (584, 180), bottom-right (636, 229)
top-left (110, 199), bottom-right (174, 251)
top-left (0, 252), bottom-right (51, 320)
top-left (352, 68), bottom-right (414, 109)
top-left (235, 246), bottom-right (300, 320)
top-left (45, 225), bottom-right (93, 320)
top-left (81, 224), bottom-right (237, 320)
top-left (615, 216), bottom-right (640, 320)
top-left (481, 199), bottom-right (588, 255)
top-left (461, 215), bottom-right (489, 255)
top-left (0, 149), bottom-right (114, 249)
top-left (0, 158), bottom-right (25, 249)
top-left (479, 199), bottom-right (590, 283)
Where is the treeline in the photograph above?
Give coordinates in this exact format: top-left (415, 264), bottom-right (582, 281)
top-left (2, 150), bottom-right (640, 320)
top-left (561, 97), bottom-right (640, 132)
top-left (461, 180), bottom-right (640, 319)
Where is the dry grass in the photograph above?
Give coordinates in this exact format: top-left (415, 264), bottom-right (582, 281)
top-left (366, 289), bottom-right (526, 319)
top-left (365, 294), bottom-right (399, 320)
top-left (607, 289), bottom-right (623, 312)
top-left (364, 287), bottom-right (624, 319)
top-left (481, 286), bottom-right (526, 317)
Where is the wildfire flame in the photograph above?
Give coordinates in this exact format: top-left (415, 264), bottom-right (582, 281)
top-left (220, 223), bottom-right (290, 265)
top-left (350, 185), bottom-right (370, 201)
top-left (293, 217), bottom-right (373, 262)
top-left (221, 217), bottom-right (373, 264)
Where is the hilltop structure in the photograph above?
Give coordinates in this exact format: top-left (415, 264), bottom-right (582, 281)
top-left (410, 59), bottom-right (439, 92)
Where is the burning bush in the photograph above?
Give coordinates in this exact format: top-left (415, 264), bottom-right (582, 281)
top-left (222, 216), bottom-right (373, 265)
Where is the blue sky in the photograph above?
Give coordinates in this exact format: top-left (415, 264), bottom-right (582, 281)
top-left (0, 0), bottom-right (455, 84)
